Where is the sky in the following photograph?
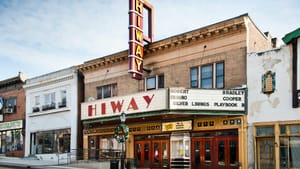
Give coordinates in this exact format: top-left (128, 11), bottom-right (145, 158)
top-left (0, 0), bottom-right (299, 80)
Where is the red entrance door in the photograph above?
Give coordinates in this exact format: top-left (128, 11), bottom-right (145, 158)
top-left (192, 136), bottom-right (239, 169)
top-left (135, 139), bottom-right (170, 169)
top-left (135, 140), bottom-right (151, 168)
top-left (152, 140), bottom-right (170, 169)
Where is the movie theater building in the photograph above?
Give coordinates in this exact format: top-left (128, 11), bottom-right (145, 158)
top-left (78, 14), bottom-right (275, 169)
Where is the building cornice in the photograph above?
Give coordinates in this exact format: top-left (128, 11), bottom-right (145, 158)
top-left (77, 14), bottom-right (248, 73)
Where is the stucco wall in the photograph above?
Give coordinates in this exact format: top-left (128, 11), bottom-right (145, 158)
top-left (247, 46), bottom-right (299, 123)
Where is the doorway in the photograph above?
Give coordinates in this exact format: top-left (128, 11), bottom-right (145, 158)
top-left (135, 135), bottom-right (170, 169)
top-left (191, 131), bottom-right (239, 169)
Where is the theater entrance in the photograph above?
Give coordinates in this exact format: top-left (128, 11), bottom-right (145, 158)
top-left (134, 135), bottom-right (170, 169)
top-left (191, 130), bottom-right (239, 169)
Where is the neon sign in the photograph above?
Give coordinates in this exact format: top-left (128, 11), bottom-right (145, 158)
top-left (128, 0), bottom-right (154, 80)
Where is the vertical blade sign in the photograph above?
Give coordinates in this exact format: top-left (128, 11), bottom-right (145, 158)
top-left (128, 0), bottom-right (154, 80)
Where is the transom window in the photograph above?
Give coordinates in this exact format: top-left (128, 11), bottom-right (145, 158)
top-left (97, 84), bottom-right (117, 99)
top-left (190, 62), bottom-right (224, 89)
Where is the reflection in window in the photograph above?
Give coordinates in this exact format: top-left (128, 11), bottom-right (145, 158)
top-left (5, 130), bottom-right (23, 152)
top-left (5, 97), bottom-right (17, 113)
top-left (218, 141), bottom-right (225, 165)
top-left (190, 67), bottom-right (198, 88)
top-left (201, 65), bottom-right (213, 89)
top-left (216, 62), bottom-right (224, 88)
top-left (97, 84), bottom-right (117, 99)
top-left (33, 129), bottom-right (70, 154)
top-left (145, 75), bottom-right (164, 91)
top-left (280, 136), bottom-right (300, 168)
top-left (256, 126), bottom-right (274, 136)
top-left (230, 140), bottom-right (238, 165)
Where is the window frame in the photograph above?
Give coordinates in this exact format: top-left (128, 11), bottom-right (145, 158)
top-left (201, 64), bottom-right (213, 89)
top-left (145, 74), bottom-right (164, 91)
top-left (96, 83), bottom-right (117, 100)
top-left (190, 62), bottom-right (225, 89)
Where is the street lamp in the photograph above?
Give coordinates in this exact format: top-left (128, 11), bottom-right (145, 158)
top-left (120, 112), bottom-right (126, 169)
top-left (120, 111), bottom-right (126, 123)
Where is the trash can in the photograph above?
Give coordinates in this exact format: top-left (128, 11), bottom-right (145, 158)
top-left (126, 158), bottom-right (135, 169)
top-left (110, 159), bottom-right (119, 169)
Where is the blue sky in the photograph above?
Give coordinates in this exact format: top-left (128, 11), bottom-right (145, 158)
top-left (0, 0), bottom-right (299, 80)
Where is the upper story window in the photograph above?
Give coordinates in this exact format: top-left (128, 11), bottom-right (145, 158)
top-left (58, 90), bottom-right (67, 108)
top-left (201, 64), bottom-right (213, 88)
top-left (97, 84), bottom-right (117, 100)
top-left (216, 62), bottom-right (224, 88)
top-left (145, 74), bottom-right (164, 91)
top-left (190, 62), bottom-right (224, 89)
top-left (32, 89), bottom-right (68, 113)
top-left (42, 92), bottom-right (56, 111)
top-left (4, 97), bottom-right (17, 114)
top-left (190, 67), bottom-right (198, 88)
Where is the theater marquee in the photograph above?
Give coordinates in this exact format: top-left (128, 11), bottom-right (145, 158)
top-left (169, 88), bottom-right (246, 111)
top-left (128, 0), bottom-right (154, 80)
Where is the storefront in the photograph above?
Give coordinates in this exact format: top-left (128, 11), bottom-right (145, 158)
top-left (0, 120), bottom-right (24, 157)
top-left (82, 88), bottom-right (247, 169)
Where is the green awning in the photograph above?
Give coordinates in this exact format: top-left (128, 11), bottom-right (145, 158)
top-left (282, 28), bottom-right (300, 44)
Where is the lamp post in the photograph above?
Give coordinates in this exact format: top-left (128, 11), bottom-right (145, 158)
top-left (114, 112), bottom-right (129, 169)
top-left (120, 112), bottom-right (126, 169)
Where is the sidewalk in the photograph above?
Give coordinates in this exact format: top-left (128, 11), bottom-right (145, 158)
top-left (0, 156), bottom-right (110, 169)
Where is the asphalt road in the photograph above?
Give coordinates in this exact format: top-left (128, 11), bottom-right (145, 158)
top-left (0, 163), bottom-right (66, 169)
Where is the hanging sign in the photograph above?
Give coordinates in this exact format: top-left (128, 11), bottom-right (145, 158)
top-left (128, 0), bottom-right (154, 80)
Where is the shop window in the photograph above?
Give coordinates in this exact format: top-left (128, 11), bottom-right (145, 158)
top-left (190, 62), bottom-right (224, 89)
top-left (5, 130), bottom-right (23, 152)
top-left (33, 128), bottom-right (70, 154)
top-left (279, 124), bottom-right (300, 168)
top-left (145, 75), bottom-right (164, 91)
top-left (4, 97), bottom-right (17, 114)
top-left (97, 84), bottom-right (117, 99)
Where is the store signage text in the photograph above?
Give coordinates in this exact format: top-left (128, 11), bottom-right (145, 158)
top-left (169, 88), bottom-right (246, 111)
top-left (81, 89), bottom-right (167, 120)
top-left (162, 120), bottom-right (192, 132)
top-left (0, 120), bottom-right (23, 131)
top-left (128, 0), bottom-right (154, 80)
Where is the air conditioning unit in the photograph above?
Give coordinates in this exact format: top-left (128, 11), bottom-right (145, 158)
top-left (5, 108), bottom-right (13, 114)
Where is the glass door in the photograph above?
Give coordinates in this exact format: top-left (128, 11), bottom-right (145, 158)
top-left (216, 137), bottom-right (239, 169)
top-left (135, 140), bottom-right (151, 168)
top-left (257, 137), bottom-right (275, 169)
top-left (152, 140), bottom-right (169, 169)
top-left (192, 136), bottom-right (239, 169)
top-left (192, 138), bottom-right (214, 169)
